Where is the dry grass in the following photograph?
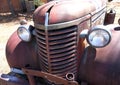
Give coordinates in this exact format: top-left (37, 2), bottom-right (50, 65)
top-left (0, 1), bottom-right (120, 74)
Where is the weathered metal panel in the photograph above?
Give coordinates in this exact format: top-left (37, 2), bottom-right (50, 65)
top-left (79, 30), bottom-right (120, 85)
top-left (6, 31), bottom-right (38, 69)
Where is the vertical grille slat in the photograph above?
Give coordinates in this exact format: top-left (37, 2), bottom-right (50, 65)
top-left (35, 25), bottom-right (78, 78)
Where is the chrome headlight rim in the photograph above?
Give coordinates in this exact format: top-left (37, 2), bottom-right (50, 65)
top-left (17, 25), bottom-right (31, 42)
top-left (87, 28), bottom-right (111, 48)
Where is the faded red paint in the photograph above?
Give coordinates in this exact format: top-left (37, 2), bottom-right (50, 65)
top-left (6, 31), bottom-right (38, 69)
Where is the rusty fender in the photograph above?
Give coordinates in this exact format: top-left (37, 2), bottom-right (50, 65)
top-left (6, 31), bottom-right (38, 69)
top-left (79, 30), bottom-right (120, 85)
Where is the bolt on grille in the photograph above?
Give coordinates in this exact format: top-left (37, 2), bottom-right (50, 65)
top-left (35, 25), bottom-right (78, 78)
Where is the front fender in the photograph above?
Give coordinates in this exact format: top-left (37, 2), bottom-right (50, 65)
top-left (79, 30), bottom-right (120, 85)
top-left (6, 31), bottom-right (38, 69)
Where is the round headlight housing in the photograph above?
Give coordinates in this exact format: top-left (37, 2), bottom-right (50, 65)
top-left (17, 25), bottom-right (31, 42)
top-left (87, 26), bottom-right (111, 48)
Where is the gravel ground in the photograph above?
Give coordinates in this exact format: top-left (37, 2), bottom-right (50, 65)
top-left (0, 1), bottom-right (120, 74)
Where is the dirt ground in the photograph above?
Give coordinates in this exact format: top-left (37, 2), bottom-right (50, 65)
top-left (0, 1), bottom-right (120, 74)
top-left (0, 13), bottom-right (33, 73)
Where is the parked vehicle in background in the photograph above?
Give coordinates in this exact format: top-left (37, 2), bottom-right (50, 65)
top-left (1, 0), bottom-right (120, 85)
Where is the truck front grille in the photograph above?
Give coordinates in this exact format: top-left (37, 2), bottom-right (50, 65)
top-left (35, 25), bottom-right (78, 78)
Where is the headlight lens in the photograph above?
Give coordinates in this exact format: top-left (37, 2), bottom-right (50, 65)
top-left (87, 28), bottom-right (111, 48)
top-left (17, 25), bottom-right (31, 42)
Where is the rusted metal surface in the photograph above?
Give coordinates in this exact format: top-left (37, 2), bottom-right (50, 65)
top-left (33, 0), bottom-right (107, 24)
top-left (33, 0), bottom-right (107, 79)
top-left (6, 31), bottom-right (38, 69)
top-left (4, 0), bottom-right (112, 85)
top-left (22, 68), bottom-right (79, 85)
top-left (79, 30), bottom-right (120, 85)
top-left (35, 24), bottom-right (78, 78)
top-left (27, 75), bottom-right (36, 85)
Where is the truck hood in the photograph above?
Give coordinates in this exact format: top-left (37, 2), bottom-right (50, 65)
top-left (33, 0), bottom-right (107, 24)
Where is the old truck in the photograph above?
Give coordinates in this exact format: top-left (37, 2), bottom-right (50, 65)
top-left (1, 0), bottom-right (120, 85)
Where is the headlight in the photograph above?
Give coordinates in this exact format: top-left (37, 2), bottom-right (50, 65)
top-left (87, 26), bottom-right (111, 48)
top-left (17, 25), bottom-right (31, 42)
